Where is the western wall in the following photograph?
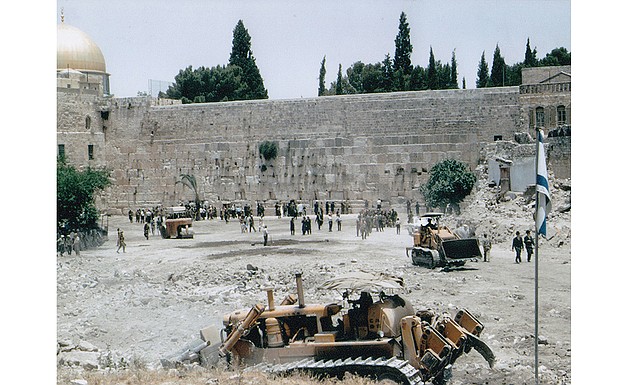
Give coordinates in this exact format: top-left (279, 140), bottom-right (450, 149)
top-left (59, 85), bottom-right (553, 212)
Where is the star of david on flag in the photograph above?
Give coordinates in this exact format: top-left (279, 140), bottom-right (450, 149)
top-left (536, 129), bottom-right (551, 236)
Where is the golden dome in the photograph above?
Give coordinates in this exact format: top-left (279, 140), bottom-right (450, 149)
top-left (57, 23), bottom-right (107, 74)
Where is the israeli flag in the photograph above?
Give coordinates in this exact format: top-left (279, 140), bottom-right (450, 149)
top-left (536, 130), bottom-right (552, 236)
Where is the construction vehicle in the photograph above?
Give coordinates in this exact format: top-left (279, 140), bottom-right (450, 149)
top-left (171, 272), bottom-right (494, 385)
top-left (405, 213), bottom-right (482, 269)
top-left (160, 206), bottom-right (194, 239)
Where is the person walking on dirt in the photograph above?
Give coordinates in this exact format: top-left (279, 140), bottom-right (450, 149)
top-left (262, 225), bottom-right (269, 246)
top-left (117, 230), bottom-right (126, 253)
top-left (328, 214), bottom-right (333, 232)
top-left (336, 214), bottom-right (342, 231)
top-left (511, 231), bottom-right (523, 263)
top-left (481, 233), bottom-right (492, 262)
top-left (396, 217), bottom-right (401, 235)
top-left (290, 217), bottom-right (295, 235)
top-left (144, 222), bottom-right (150, 240)
top-left (523, 230), bottom-right (534, 262)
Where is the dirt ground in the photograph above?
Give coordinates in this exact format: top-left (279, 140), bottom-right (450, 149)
top-left (56, 182), bottom-right (572, 384)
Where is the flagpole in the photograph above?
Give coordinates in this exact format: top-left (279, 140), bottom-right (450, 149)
top-left (534, 128), bottom-right (540, 385)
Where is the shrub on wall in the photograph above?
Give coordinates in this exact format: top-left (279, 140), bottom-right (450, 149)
top-left (259, 141), bottom-right (278, 161)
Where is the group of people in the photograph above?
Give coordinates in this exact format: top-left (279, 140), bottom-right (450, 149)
top-left (479, 230), bottom-right (535, 264)
top-left (511, 230), bottom-right (535, 263)
top-left (57, 229), bottom-right (105, 256)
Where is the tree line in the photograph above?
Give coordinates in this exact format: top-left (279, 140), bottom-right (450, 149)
top-left (319, 12), bottom-right (570, 96)
top-left (162, 13), bottom-right (570, 103)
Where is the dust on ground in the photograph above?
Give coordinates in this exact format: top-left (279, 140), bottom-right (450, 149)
top-left (57, 181), bottom-right (571, 384)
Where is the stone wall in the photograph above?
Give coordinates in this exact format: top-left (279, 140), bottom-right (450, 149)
top-left (114, 88), bottom-right (521, 209)
top-left (59, 86), bottom-right (567, 212)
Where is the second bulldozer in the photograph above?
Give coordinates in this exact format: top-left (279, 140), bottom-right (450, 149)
top-left (406, 213), bottom-right (482, 269)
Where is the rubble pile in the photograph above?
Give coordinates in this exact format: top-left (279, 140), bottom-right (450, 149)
top-left (442, 165), bottom-right (571, 249)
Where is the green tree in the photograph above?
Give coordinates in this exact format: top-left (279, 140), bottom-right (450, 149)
top-left (427, 47), bottom-right (438, 90)
top-left (421, 159), bottom-right (476, 212)
top-left (489, 44), bottom-right (506, 87)
top-left (540, 47), bottom-right (571, 66)
top-left (57, 158), bottom-right (111, 232)
top-left (259, 141), bottom-right (279, 161)
top-left (176, 174), bottom-right (202, 220)
top-left (335, 64), bottom-right (343, 95)
top-left (394, 12), bottom-right (413, 76)
top-left (229, 20), bottom-right (268, 100)
top-left (476, 51), bottom-right (489, 88)
top-left (524, 38), bottom-right (538, 67)
top-left (318, 56), bottom-right (327, 96)
top-left (380, 54), bottom-right (394, 92)
top-left (409, 65), bottom-right (427, 91)
top-left (450, 50), bottom-right (458, 89)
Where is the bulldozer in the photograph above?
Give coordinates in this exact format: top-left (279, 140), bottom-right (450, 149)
top-left (406, 213), bottom-right (482, 269)
top-left (166, 272), bottom-right (494, 385)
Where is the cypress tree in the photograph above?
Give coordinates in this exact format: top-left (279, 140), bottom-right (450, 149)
top-left (229, 20), bottom-right (268, 100)
top-left (489, 44), bottom-right (506, 87)
top-left (524, 38), bottom-right (537, 67)
top-left (318, 56), bottom-right (327, 96)
top-left (394, 12), bottom-right (413, 76)
top-left (450, 50), bottom-right (458, 89)
top-left (427, 47), bottom-right (437, 90)
top-left (336, 64), bottom-right (343, 95)
top-left (381, 54), bottom-right (394, 92)
top-left (476, 51), bottom-right (489, 88)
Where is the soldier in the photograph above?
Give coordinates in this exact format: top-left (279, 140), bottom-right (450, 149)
top-left (481, 233), bottom-right (492, 262)
top-left (117, 230), bottom-right (126, 253)
top-left (523, 230), bottom-right (534, 262)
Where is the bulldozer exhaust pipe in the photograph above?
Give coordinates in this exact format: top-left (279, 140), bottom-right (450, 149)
top-left (265, 287), bottom-right (275, 311)
top-left (295, 273), bottom-right (305, 308)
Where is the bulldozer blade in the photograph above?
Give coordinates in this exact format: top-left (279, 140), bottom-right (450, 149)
top-left (199, 343), bottom-right (222, 367)
top-left (442, 238), bottom-right (482, 260)
top-left (465, 331), bottom-right (495, 368)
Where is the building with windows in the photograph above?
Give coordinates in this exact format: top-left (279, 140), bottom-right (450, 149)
top-left (519, 65), bottom-right (571, 131)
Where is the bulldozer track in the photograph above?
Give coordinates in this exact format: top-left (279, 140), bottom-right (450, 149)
top-left (246, 356), bottom-right (426, 384)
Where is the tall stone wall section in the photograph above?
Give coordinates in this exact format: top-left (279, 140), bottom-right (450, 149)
top-left (81, 88), bottom-right (522, 211)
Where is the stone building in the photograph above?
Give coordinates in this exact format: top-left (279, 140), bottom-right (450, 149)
top-left (57, 22), bottom-right (571, 214)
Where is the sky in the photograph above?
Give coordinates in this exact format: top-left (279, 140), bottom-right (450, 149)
top-left (55, 0), bottom-right (571, 99)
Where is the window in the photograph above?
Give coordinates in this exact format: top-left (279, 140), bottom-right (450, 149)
top-left (58, 144), bottom-right (65, 158)
top-left (535, 107), bottom-right (545, 128)
top-left (85, 116), bottom-right (91, 130)
top-left (88, 144), bottom-right (94, 160)
top-left (557, 105), bottom-right (566, 126)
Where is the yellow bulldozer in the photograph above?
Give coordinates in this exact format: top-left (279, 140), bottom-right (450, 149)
top-left (406, 213), bottom-right (482, 269)
top-left (167, 272), bottom-right (494, 385)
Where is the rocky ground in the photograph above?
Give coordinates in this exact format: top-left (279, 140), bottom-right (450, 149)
top-left (56, 180), bottom-right (571, 385)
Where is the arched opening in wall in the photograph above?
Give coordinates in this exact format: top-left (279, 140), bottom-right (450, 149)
top-left (85, 115), bottom-right (91, 130)
top-left (557, 105), bottom-right (566, 126)
top-left (535, 107), bottom-right (545, 128)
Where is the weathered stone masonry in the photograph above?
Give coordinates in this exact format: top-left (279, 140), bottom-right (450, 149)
top-left (57, 84), bottom-right (569, 213)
